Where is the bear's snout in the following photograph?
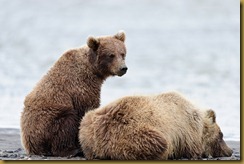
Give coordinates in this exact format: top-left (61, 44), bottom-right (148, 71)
top-left (222, 146), bottom-right (233, 157)
top-left (117, 66), bottom-right (128, 76)
top-left (120, 66), bottom-right (128, 73)
top-left (226, 148), bottom-right (233, 157)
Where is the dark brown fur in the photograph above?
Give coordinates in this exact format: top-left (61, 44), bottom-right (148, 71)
top-left (79, 92), bottom-right (233, 160)
top-left (20, 31), bottom-right (127, 157)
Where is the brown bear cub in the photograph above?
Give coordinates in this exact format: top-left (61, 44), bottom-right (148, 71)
top-left (20, 31), bottom-right (127, 157)
top-left (79, 91), bottom-right (233, 160)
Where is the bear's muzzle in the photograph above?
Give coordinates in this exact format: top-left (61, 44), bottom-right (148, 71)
top-left (117, 66), bottom-right (128, 76)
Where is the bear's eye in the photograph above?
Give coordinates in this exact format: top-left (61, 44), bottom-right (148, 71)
top-left (109, 54), bottom-right (115, 59)
top-left (121, 53), bottom-right (125, 59)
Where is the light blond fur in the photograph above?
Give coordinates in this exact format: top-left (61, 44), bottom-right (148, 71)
top-left (79, 91), bottom-right (233, 160)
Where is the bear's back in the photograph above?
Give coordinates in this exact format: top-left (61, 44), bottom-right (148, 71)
top-left (93, 92), bottom-right (203, 131)
top-left (109, 92), bottom-right (204, 159)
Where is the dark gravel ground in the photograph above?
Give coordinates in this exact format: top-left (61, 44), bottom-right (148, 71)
top-left (0, 128), bottom-right (240, 160)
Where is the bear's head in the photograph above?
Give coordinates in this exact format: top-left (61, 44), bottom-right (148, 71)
top-left (202, 109), bottom-right (233, 158)
top-left (87, 31), bottom-right (127, 78)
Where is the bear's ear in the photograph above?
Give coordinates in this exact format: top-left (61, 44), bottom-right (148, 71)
top-left (87, 36), bottom-right (100, 51)
top-left (114, 30), bottom-right (126, 42)
top-left (206, 109), bottom-right (216, 124)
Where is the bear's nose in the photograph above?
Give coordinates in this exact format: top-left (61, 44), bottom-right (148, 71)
top-left (120, 67), bottom-right (128, 72)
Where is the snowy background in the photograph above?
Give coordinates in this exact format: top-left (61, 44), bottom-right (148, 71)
top-left (0, 0), bottom-right (240, 141)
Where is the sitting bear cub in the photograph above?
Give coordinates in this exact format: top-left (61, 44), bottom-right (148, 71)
top-left (79, 91), bottom-right (233, 160)
top-left (21, 31), bottom-right (127, 157)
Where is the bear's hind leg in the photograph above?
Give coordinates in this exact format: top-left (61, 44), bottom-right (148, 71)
top-left (119, 125), bottom-right (169, 160)
top-left (50, 109), bottom-right (82, 157)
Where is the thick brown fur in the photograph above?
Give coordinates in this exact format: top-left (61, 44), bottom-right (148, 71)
top-left (79, 91), bottom-right (233, 160)
top-left (20, 31), bottom-right (127, 157)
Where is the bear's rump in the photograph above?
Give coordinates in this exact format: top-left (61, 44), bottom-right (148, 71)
top-left (21, 106), bottom-right (81, 156)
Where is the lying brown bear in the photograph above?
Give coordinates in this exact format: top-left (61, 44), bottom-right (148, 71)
top-left (79, 91), bottom-right (233, 160)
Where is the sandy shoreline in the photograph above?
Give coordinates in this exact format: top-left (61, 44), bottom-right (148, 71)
top-left (0, 128), bottom-right (240, 160)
